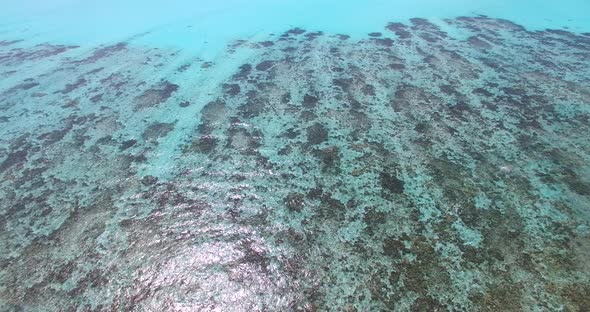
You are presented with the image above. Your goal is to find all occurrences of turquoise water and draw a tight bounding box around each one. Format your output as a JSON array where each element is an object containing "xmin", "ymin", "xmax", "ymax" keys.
[{"xmin": 1, "ymin": 1, "xmax": 590, "ymax": 311}]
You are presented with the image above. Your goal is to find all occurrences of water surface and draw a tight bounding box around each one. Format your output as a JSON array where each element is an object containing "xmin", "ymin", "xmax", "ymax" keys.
[{"xmin": 1, "ymin": 1, "xmax": 590, "ymax": 311}]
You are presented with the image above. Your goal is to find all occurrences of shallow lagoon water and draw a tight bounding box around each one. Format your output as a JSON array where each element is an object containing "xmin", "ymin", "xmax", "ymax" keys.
[{"xmin": 1, "ymin": 1, "xmax": 590, "ymax": 311}]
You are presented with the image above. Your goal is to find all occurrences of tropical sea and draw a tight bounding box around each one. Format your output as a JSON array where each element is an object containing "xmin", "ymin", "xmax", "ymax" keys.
[{"xmin": 1, "ymin": 0, "xmax": 589, "ymax": 310}]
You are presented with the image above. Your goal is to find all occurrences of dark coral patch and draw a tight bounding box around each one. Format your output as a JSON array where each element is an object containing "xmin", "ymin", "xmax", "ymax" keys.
[
  {"xmin": 383, "ymin": 235, "xmax": 408, "ymax": 257},
  {"xmin": 228, "ymin": 39, "xmax": 248, "ymax": 51},
  {"xmin": 226, "ymin": 127, "xmax": 262, "ymax": 153},
  {"xmin": 3, "ymin": 43, "xmax": 77, "ymax": 64},
  {"xmin": 306, "ymin": 123, "xmax": 328, "ymax": 145},
  {"xmin": 133, "ymin": 81, "xmax": 179, "ymax": 110},
  {"xmin": 560, "ymin": 168, "xmax": 590, "ymax": 196},
  {"xmin": 349, "ymin": 109, "xmax": 371, "ymax": 131},
  {"xmin": 8, "ymin": 81, "xmax": 40, "ymax": 92},
  {"xmin": 317, "ymin": 194, "xmax": 346, "ymax": 220},
  {"xmin": 177, "ymin": 63, "xmax": 191, "ymax": 72},
  {"xmin": 85, "ymin": 67, "xmax": 105, "ymax": 75},
  {"xmin": 281, "ymin": 93, "xmax": 291, "ymax": 104},
  {"xmin": 380, "ymin": 171, "xmax": 405, "ymax": 194},
  {"xmin": 222, "ymin": 83, "xmax": 241, "ymax": 96},
  {"xmin": 389, "ymin": 63, "xmax": 406, "ymax": 70},
  {"xmin": 313, "ymin": 146, "xmax": 341, "ymax": 174},
  {"xmin": 238, "ymin": 97, "xmax": 266, "ymax": 118},
  {"xmin": 307, "ymin": 186, "xmax": 324, "ymax": 200},
  {"xmin": 90, "ymin": 94, "xmax": 103, "ymax": 103},
  {"xmin": 439, "ymin": 84, "xmax": 460, "ymax": 96},
  {"xmin": 119, "ymin": 139, "xmax": 137, "ymax": 151},
  {"xmin": 255, "ymin": 60, "xmax": 275, "ymax": 71},
  {"xmin": 448, "ymin": 101, "xmax": 472, "ymax": 119},
  {"xmin": 472, "ymin": 88, "xmax": 493, "ymax": 97},
  {"xmin": 0, "ymin": 39, "xmax": 23, "ymax": 46},
  {"xmin": 141, "ymin": 122, "xmax": 175, "ymax": 141},
  {"xmin": 419, "ymin": 33, "xmax": 441, "ymax": 43},
  {"xmin": 238, "ymin": 239, "xmax": 270, "ymax": 273},
  {"xmin": 284, "ymin": 193, "xmax": 305, "ymax": 212},
  {"xmin": 284, "ymin": 28, "xmax": 306, "ymax": 36},
  {"xmin": 333, "ymin": 78, "xmax": 353, "ymax": 91},
  {"xmin": 187, "ymin": 135, "xmax": 218, "ymax": 154},
  {"xmin": 386, "ymin": 22, "xmax": 412, "ymax": 39},
  {"xmin": 58, "ymin": 78, "xmax": 87, "ymax": 94},
  {"xmin": 390, "ymin": 84, "xmax": 434, "ymax": 112},
  {"xmin": 303, "ymin": 94, "xmax": 319, "ymax": 108},
  {"xmin": 364, "ymin": 207, "xmax": 387, "ymax": 231},
  {"xmin": 502, "ymin": 87, "xmax": 526, "ymax": 96},
  {"xmin": 467, "ymin": 36, "xmax": 492, "ymax": 49},
  {"xmin": 0, "ymin": 149, "xmax": 28, "ymax": 173},
  {"xmin": 71, "ymin": 42, "xmax": 126, "ymax": 65},
  {"xmin": 141, "ymin": 175, "xmax": 158, "ymax": 186},
  {"xmin": 414, "ymin": 122, "xmax": 429, "ymax": 133},
  {"xmin": 38, "ymin": 127, "xmax": 71, "ymax": 145},
  {"xmin": 200, "ymin": 99, "xmax": 227, "ymax": 127},
  {"xmin": 410, "ymin": 18, "xmax": 439, "ymax": 30},
  {"xmin": 304, "ymin": 31, "xmax": 323, "ymax": 41},
  {"xmin": 476, "ymin": 57, "xmax": 503, "ymax": 72},
  {"xmin": 300, "ymin": 110, "xmax": 317, "ymax": 122},
  {"xmin": 281, "ymin": 128, "xmax": 300, "ymax": 139},
  {"xmin": 278, "ymin": 146, "xmax": 292, "ymax": 156},
  {"xmin": 362, "ymin": 84, "xmax": 376, "ymax": 96},
  {"xmin": 282, "ymin": 46, "xmax": 297, "ymax": 53},
  {"xmin": 373, "ymin": 38, "xmax": 394, "ymax": 47},
  {"xmin": 259, "ymin": 41, "xmax": 274, "ymax": 47}
]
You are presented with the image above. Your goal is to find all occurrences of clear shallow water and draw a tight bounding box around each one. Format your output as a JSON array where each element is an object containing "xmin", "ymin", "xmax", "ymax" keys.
[{"xmin": 1, "ymin": 1, "xmax": 590, "ymax": 311}]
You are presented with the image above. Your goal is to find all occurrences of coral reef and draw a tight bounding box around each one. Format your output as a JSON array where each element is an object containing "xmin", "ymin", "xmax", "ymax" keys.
[{"xmin": 0, "ymin": 16, "xmax": 589, "ymax": 311}]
